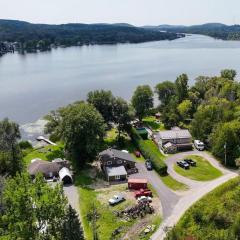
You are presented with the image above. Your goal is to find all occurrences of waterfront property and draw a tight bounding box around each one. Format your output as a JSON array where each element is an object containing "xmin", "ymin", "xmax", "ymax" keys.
[
  {"xmin": 154, "ymin": 128, "xmax": 192, "ymax": 153},
  {"xmin": 99, "ymin": 148, "xmax": 137, "ymax": 182}
]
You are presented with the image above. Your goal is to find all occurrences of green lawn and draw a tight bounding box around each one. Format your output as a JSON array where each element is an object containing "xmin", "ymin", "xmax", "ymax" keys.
[
  {"xmin": 104, "ymin": 128, "xmax": 145, "ymax": 162},
  {"xmin": 160, "ymin": 174, "xmax": 188, "ymax": 191},
  {"xmin": 23, "ymin": 142, "xmax": 65, "ymax": 165},
  {"xmin": 174, "ymin": 155, "xmax": 223, "ymax": 181},
  {"xmin": 166, "ymin": 177, "xmax": 240, "ymax": 240},
  {"xmin": 142, "ymin": 116, "xmax": 166, "ymax": 131}
]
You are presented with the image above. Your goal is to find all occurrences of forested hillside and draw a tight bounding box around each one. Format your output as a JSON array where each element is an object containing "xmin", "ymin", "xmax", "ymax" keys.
[
  {"xmin": 157, "ymin": 23, "xmax": 240, "ymax": 40},
  {"xmin": 0, "ymin": 19, "xmax": 182, "ymax": 50}
]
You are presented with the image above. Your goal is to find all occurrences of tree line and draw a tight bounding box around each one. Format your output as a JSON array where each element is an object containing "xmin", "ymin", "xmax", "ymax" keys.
[{"xmin": 0, "ymin": 20, "xmax": 181, "ymax": 51}]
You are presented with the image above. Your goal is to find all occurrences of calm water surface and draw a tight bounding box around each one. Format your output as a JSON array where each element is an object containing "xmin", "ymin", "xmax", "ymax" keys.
[{"xmin": 1, "ymin": 34, "xmax": 240, "ymax": 124}]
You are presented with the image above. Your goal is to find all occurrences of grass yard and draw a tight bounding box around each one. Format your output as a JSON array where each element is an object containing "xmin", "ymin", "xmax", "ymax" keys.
[
  {"xmin": 160, "ymin": 174, "xmax": 188, "ymax": 191},
  {"xmin": 166, "ymin": 177, "xmax": 240, "ymax": 240},
  {"xmin": 23, "ymin": 142, "xmax": 65, "ymax": 165},
  {"xmin": 174, "ymin": 155, "xmax": 223, "ymax": 181},
  {"xmin": 104, "ymin": 128, "xmax": 145, "ymax": 162},
  {"xmin": 142, "ymin": 116, "xmax": 166, "ymax": 131},
  {"xmin": 76, "ymin": 170, "xmax": 161, "ymax": 240}
]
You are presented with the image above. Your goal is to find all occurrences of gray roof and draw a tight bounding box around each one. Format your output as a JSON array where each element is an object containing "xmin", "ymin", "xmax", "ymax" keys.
[
  {"xmin": 99, "ymin": 148, "xmax": 135, "ymax": 162},
  {"xmin": 106, "ymin": 166, "xmax": 127, "ymax": 177},
  {"xmin": 157, "ymin": 129, "xmax": 192, "ymax": 140},
  {"xmin": 28, "ymin": 159, "xmax": 61, "ymax": 176}
]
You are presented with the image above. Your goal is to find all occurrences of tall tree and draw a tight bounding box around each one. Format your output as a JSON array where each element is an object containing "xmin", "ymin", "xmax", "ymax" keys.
[
  {"xmin": 45, "ymin": 102, "xmax": 106, "ymax": 165},
  {"xmin": 155, "ymin": 81, "xmax": 176, "ymax": 105},
  {"xmin": 87, "ymin": 90, "xmax": 115, "ymax": 123},
  {"xmin": 210, "ymin": 120, "xmax": 240, "ymax": 166},
  {"xmin": 0, "ymin": 118, "xmax": 23, "ymax": 175},
  {"xmin": 61, "ymin": 205, "xmax": 84, "ymax": 240},
  {"xmin": 0, "ymin": 173, "xmax": 67, "ymax": 239},
  {"xmin": 221, "ymin": 69, "xmax": 237, "ymax": 80},
  {"xmin": 113, "ymin": 97, "xmax": 134, "ymax": 138},
  {"xmin": 175, "ymin": 74, "xmax": 189, "ymax": 102},
  {"xmin": 177, "ymin": 99, "xmax": 193, "ymax": 120},
  {"xmin": 131, "ymin": 85, "xmax": 153, "ymax": 121}
]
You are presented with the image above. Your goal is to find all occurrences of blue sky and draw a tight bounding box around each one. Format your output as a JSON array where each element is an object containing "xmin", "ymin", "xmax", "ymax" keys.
[{"xmin": 0, "ymin": 0, "xmax": 239, "ymax": 25}]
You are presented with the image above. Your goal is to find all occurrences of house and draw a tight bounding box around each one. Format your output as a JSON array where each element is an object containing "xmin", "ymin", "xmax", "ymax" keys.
[
  {"xmin": 99, "ymin": 148, "xmax": 136, "ymax": 182},
  {"xmin": 154, "ymin": 128, "xmax": 192, "ymax": 152},
  {"xmin": 128, "ymin": 178, "xmax": 148, "ymax": 190},
  {"xmin": 27, "ymin": 159, "xmax": 73, "ymax": 184},
  {"xmin": 28, "ymin": 159, "xmax": 61, "ymax": 179},
  {"xmin": 105, "ymin": 166, "xmax": 127, "ymax": 182},
  {"xmin": 99, "ymin": 148, "xmax": 136, "ymax": 170}
]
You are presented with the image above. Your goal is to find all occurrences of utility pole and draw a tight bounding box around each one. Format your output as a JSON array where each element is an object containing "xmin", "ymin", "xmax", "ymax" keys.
[{"xmin": 224, "ymin": 142, "xmax": 227, "ymax": 166}]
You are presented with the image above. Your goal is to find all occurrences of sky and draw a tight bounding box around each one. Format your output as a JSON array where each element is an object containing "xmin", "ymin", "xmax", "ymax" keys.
[{"xmin": 0, "ymin": 0, "xmax": 240, "ymax": 26}]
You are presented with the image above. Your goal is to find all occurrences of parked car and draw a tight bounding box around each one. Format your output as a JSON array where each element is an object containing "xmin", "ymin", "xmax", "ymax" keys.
[
  {"xmin": 194, "ymin": 140, "xmax": 205, "ymax": 151},
  {"xmin": 184, "ymin": 159, "xmax": 196, "ymax": 167},
  {"xmin": 108, "ymin": 195, "xmax": 125, "ymax": 205},
  {"xmin": 145, "ymin": 160, "xmax": 153, "ymax": 171},
  {"xmin": 177, "ymin": 161, "xmax": 190, "ymax": 170},
  {"xmin": 134, "ymin": 189, "xmax": 153, "ymax": 198},
  {"xmin": 134, "ymin": 151, "xmax": 141, "ymax": 158},
  {"xmin": 137, "ymin": 196, "xmax": 152, "ymax": 203}
]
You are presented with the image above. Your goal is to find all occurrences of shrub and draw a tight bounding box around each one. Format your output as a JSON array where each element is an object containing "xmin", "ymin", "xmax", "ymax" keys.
[
  {"xmin": 19, "ymin": 140, "xmax": 33, "ymax": 149},
  {"xmin": 130, "ymin": 128, "xmax": 167, "ymax": 175}
]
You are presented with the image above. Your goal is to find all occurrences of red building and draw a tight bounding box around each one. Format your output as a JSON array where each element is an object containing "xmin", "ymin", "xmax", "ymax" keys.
[{"xmin": 128, "ymin": 178, "xmax": 148, "ymax": 190}]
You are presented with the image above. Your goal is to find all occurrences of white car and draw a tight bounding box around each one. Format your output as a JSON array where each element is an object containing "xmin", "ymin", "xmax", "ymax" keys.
[
  {"xmin": 108, "ymin": 195, "xmax": 125, "ymax": 205},
  {"xmin": 194, "ymin": 140, "xmax": 205, "ymax": 151},
  {"xmin": 137, "ymin": 196, "xmax": 152, "ymax": 203}
]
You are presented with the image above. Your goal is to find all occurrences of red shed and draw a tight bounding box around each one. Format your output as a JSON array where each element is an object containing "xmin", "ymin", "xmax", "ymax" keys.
[{"xmin": 128, "ymin": 178, "xmax": 148, "ymax": 190}]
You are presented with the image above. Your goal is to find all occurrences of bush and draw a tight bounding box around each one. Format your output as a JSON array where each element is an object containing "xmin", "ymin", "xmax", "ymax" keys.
[
  {"xmin": 130, "ymin": 128, "xmax": 167, "ymax": 175},
  {"xmin": 19, "ymin": 140, "xmax": 33, "ymax": 149}
]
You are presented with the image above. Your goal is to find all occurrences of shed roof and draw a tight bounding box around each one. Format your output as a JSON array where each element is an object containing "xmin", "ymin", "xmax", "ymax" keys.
[
  {"xmin": 106, "ymin": 166, "xmax": 127, "ymax": 177},
  {"xmin": 128, "ymin": 178, "xmax": 148, "ymax": 184},
  {"xmin": 99, "ymin": 148, "xmax": 135, "ymax": 162}
]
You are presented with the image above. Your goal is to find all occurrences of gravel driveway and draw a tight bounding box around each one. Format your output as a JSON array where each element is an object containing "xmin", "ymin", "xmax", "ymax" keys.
[{"xmin": 63, "ymin": 184, "xmax": 80, "ymax": 215}]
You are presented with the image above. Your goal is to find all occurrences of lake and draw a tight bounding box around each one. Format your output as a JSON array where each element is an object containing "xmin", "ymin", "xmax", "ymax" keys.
[{"xmin": 1, "ymin": 34, "xmax": 240, "ymax": 125}]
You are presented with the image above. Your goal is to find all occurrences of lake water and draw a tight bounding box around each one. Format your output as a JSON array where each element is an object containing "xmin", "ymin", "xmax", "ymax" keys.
[{"xmin": 1, "ymin": 34, "xmax": 240, "ymax": 125}]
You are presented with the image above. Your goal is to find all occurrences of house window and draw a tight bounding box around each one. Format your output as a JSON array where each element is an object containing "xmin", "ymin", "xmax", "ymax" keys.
[
  {"xmin": 115, "ymin": 175, "xmax": 120, "ymax": 180},
  {"xmin": 117, "ymin": 160, "xmax": 122, "ymax": 164},
  {"xmin": 107, "ymin": 161, "xmax": 112, "ymax": 165},
  {"xmin": 49, "ymin": 172, "xmax": 53, "ymax": 178}
]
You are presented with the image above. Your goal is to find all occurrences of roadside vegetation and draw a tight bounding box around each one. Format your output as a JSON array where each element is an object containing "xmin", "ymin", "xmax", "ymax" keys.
[
  {"xmin": 174, "ymin": 155, "xmax": 223, "ymax": 181},
  {"xmin": 165, "ymin": 177, "xmax": 240, "ymax": 240}
]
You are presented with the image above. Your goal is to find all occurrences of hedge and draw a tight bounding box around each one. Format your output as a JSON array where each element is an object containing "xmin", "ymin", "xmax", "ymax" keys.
[{"xmin": 130, "ymin": 128, "xmax": 167, "ymax": 175}]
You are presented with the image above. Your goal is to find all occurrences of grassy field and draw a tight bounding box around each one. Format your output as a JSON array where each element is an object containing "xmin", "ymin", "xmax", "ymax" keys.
[
  {"xmin": 160, "ymin": 174, "xmax": 188, "ymax": 191},
  {"xmin": 76, "ymin": 170, "xmax": 161, "ymax": 240},
  {"xmin": 23, "ymin": 142, "xmax": 65, "ymax": 165},
  {"xmin": 166, "ymin": 177, "xmax": 240, "ymax": 240},
  {"xmin": 174, "ymin": 155, "xmax": 223, "ymax": 181},
  {"xmin": 142, "ymin": 116, "xmax": 166, "ymax": 131}
]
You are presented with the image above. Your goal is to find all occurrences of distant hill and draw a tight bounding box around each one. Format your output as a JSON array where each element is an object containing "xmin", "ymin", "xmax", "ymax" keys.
[
  {"xmin": 157, "ymin": 23, "xmax": 240, "ymax": 40},
  {"xmin": 0, "ymin": 20, "xmax": 182, "ymax": 50}
]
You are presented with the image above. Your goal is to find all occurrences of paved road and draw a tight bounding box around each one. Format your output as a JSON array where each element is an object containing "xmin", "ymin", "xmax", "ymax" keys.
[
  {"xmin": 63, "ymin": 184, "xmax": 80, "ymax": 215},
  {"xmin": 150, "ymin": 151, "xmax": 238, "ymax": 240},
  {"xmin": 129, "ymin": 162, "xmax": 180, "ymax": 219}
]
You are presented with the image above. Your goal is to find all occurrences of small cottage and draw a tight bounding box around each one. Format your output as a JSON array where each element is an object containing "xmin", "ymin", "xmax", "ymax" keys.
[{"xmin": 106, "ymin": 166, "xmax": 127, "ymax": 182}]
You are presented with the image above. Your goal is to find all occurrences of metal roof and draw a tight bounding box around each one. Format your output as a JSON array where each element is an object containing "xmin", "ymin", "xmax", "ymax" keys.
[
  {"xmin": 106, "ymin": 166, "xmax": 127, "ymax": 177},
  {"xmin": 158, "ymin": 129, "xmax": 192, "ymax": 140}
]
